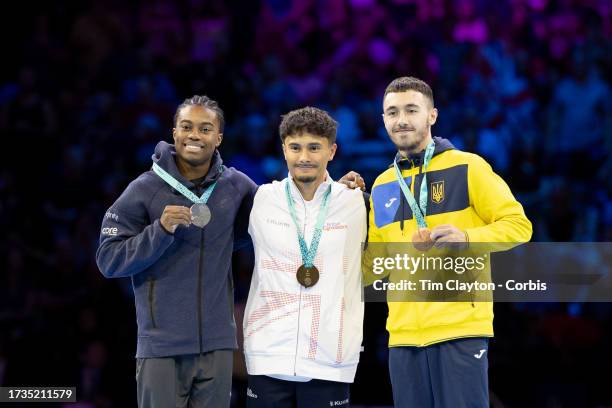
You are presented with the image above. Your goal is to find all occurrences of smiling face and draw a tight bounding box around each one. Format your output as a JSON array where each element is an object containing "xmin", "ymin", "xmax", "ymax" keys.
[
  {"xmin": 283, "ymin": 132, "xmax": 337, "ymax": 184},
  {"xmin": 383, "ymin": 90, "xmax": 437, "ymax": 155},
  {"xmin": 172, "ymin": 105, "xmax": 223, "ymax": 169}
]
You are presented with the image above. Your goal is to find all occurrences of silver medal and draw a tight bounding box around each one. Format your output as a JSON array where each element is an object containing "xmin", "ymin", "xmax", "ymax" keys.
[{"xmin": 190, "ymin": 203, "xmax": 211, "ymax": 228}]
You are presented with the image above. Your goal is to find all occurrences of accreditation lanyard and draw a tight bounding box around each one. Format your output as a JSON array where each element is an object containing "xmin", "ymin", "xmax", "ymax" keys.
[
  {"xmin": 152, "ymin": 162, "xmax": 218, "ymax": 204},
  {"xmin": 284, "ymin": 181, "xmax": 332, "ymax": 268},
  {"xmin": 392, "ymin": 141, "xmax": 435, "ymax": 228}
]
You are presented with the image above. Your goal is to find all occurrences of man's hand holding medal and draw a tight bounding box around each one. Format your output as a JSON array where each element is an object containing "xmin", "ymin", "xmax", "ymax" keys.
[{"xmin": 412, "ymin": 225, "xmax": 468, "ymax": 252}]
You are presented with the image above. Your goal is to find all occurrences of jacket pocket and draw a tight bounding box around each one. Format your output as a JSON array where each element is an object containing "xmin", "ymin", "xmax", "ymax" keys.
[{"xmin": 148, "ymin": 278, "xmax": 157, "ymax": 328}]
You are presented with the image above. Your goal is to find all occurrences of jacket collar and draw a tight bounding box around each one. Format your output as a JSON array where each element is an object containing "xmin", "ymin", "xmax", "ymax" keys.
[
  {"xmin": 390, "ymin": 136, "xmax": 455, "ymax": 169},
  {"xmin": 286, "ymin": 171, "xmax": 333, "ymax": 202}
]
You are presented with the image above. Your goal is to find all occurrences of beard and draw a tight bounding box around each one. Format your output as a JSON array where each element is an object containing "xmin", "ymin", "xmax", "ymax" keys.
[
  {"xmin": 293, "ymin": 163, "xmax": 319, "ymax": 184},
  {"xmin": 295, "ymin": 175, "xmax": 317, "ymax": 183},
  {"xmin": 393, "ymin": 128, "xmax": 428, "ymax": 154}
]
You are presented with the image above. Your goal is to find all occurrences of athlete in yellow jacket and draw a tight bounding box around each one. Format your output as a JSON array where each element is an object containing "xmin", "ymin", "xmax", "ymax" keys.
[{"xmin": 369, "ymin": 76, "xmax": 532, "ymax": 407}]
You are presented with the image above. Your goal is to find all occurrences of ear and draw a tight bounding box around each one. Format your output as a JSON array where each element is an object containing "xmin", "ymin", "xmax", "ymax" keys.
[
  {"xmin": 429, "ymin": 108, "xmax": 438, "ymax": 126},
  {"xmin": 172, "ymin": 128, "xmax": 177, "ymax": 143},
  {"xmin": 216, "ymin": 133, "xmax": 223, "ymax": 147},
  {"xmin": 282, "ymin": 143, "xmax": 288, "ymax": 160},
  {"xmin": 329, "ymin": 143, "xmax": 337, "ymax": 161}
]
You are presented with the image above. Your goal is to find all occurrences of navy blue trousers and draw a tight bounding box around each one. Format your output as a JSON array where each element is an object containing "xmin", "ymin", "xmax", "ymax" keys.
[{"xmin": 389, "ymin": 337, "xmax": 489, "ymax": 408}]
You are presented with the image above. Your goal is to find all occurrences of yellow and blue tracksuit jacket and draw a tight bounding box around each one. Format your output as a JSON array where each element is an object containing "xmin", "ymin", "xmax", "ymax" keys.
[{"xmin": 368, "ymin": 137, "xmax": 532, "ymax": 347}]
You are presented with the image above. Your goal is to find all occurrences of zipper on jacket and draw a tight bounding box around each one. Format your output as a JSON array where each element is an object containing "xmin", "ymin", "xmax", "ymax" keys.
[
  {"xmin": 411, "ymin": 158, "xmax": 423, "ymax": 332},
  {"xmin": 467, "ymin": 269, "xmax": 476, "ymax": 307},
  {"xmin": 400, "ymin": 190, "xmax": 405, "ymax": 234},
  {"xmin": 198, "ymin": 230, "xmax": 205, "ymax": 352},
  {"xmin": 148, "ymin": 278, "xmax": 157, "ymax": 328},
  {"xmin": 293, "ymin": 186, "xmax": 308, "ymax": 376},
  {"xmin": 400, "ymin": 159, "xmax": 419, "ymax": 235},
  {"xmin": 409, "ymin": 163, "xmax": 416, "ymax": 233},
  {"xmin": 293, "ymin": 287, "xmax": 303, "ymax": 376},
  {"xmin": 228, "ymin": 272, "xmax": 235, "ymax": 323},
  {"xmin": 399, "ymin": 159, "xmax": 412, "ymax": 234}
]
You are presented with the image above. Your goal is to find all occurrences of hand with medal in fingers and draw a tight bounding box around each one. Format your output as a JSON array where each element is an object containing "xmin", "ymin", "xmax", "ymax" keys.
[
  {"xmin": 430, "ymin": 224, "xmax": 468, "ymax": 250},
  {"xmin": 412, "ymin": 225, "xmax": 468, "ymax": 251},
  {"xmin": 190, "ymin": 203, "xmax": 211, "ymax": 227},
  {"xmin": 160, "ymin": 205, "xmax": 192, "ymax": 234},
  {"xmin": 152, "ymin": 163, "xmax": 219, "ymax": 230},
  {"xmin": 412, "ymin": 227, "xmax": 434, "ymax": 252}
]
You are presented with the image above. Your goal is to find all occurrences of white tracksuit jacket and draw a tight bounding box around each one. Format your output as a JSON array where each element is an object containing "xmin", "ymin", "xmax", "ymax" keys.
[{"xmin": 243, "ymin": 175, "xmax": 367, "ymax": 383}]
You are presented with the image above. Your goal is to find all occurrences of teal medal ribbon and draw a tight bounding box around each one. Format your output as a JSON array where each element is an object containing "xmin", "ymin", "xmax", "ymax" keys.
[
  {"xmin": 393, "ymin": 141, "xmax": 435, "ymax": 229},
  {"xmin": 152, "ymin": 162, "xmax": 219, "ymax": 228},
  {"xmin": 284, "ymin": 180, "xmax": 332, "ymax": 288}
]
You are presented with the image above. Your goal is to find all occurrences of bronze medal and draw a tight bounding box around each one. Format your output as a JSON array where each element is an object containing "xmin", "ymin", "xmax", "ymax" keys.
[{"xmin": 297, "ymin": 265, "xmax": 319, "ymax": 288}]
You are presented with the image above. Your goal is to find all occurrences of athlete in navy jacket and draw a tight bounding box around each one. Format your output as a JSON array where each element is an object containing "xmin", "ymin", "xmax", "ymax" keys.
[{"xmin": 96, "ymin": 96, "xmax": 257, "ymax": 407}]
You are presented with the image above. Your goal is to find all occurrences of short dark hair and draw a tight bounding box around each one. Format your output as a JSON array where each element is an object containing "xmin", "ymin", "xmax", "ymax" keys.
[
  {"xmin": 279, "ymin": 106, "xmax": 337, "ymax": 144},
  {"xmin": 174, "ymin": 95, "xmax": 225, "ymax": 131},
  {"xmin": 384, "ymin": 76, "xmax": 434, "ymax": 107}
]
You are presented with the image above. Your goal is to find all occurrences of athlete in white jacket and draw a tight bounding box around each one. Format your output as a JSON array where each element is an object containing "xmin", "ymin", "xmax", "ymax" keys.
[{"xmin": 243, "ymin": 107, "xmax": 367, "ymax": 407}]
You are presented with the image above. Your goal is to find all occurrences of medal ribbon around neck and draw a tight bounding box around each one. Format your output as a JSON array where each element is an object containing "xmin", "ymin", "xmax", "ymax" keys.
[
  {"xmin": 152, "ymin": 162, "xmax": 218, "ymax": 204},
  {"xmin": 284, "ymin": 181, "xmax": 332, "ymax": 269},
  {"xmin": 393, "ymin": 140, "xmax": 435, "ymax": 229},
  {"xmin": 152, "ymin": 162, "xmax": 221, "ymax": 228}
]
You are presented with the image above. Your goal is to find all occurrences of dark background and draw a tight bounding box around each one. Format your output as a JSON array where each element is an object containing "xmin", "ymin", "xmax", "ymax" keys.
[{"xmin": 0, "ymin": 0, "xmax": 610, "ymax": 406}]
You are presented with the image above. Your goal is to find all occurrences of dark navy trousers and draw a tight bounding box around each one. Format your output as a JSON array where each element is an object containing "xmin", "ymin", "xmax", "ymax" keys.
[
  {"xmin": 389, "ymin": 337, "xmax": 489, "ymax": 408},
  {"xmin": 246, "ymin": 375, "xmax": 350, "ymax": 407}
]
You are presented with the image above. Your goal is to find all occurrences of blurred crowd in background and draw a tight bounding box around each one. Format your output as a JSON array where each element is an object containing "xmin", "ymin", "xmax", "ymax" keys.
[{"xmin": 0, "ymin": 0, "xmax": 610, "ymax": 406}]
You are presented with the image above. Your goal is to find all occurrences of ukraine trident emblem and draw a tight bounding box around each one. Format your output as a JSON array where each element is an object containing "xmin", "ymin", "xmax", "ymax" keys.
[{"xmin": 431, "ymin": 181, "xmax": 445, "ymax": 204}]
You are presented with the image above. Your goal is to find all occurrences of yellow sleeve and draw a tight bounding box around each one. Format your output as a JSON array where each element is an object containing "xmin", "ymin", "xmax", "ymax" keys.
[
  {"xmin": 464, "ymin": 155, "xmax": 533, "ymax": 244},
  {"xmin": 368, "ymin": 194, "xmax": 383, "ymax": 243},
  {"xmin": 363, "ymin": 193, "xmax": 389, "ymax": 285}
]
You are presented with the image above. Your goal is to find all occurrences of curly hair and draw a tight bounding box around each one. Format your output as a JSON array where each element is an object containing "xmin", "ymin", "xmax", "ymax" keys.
[
  {"xmin": 173, "ymin": 95, "xmax": 225, "ymax": 131},
  {"xmin": 384, "ymin": 76, "xmax": 434, "ymax": 107},
  {"xmin": 279, "ymin": 106, "xmax": 337, "ymax": 144}
]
